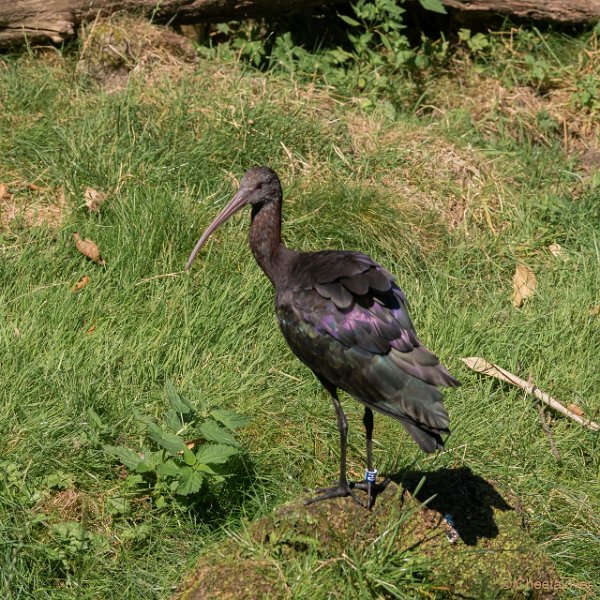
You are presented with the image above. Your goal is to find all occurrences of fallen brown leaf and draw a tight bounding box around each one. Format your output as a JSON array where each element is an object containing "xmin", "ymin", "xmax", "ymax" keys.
[
  {"xmin": 0, "ymin": 184, "xmax": 11, "ymax": 200},
  {"xmin": 86, "ymin": 323, "xmax": 96, "ymax": 335},
  {"xmin": 185, "ymin": 438, "xmax": 201, "ymax": 450},
  {"xmin": 548, "ymin": 243, "xmax": 568, "ymax": 261},
  {"xmin": 590, "ymin": 304, "xmax": 600, "ymax": 316},
  {"xmin": 566, "ymin": 403, "xmax": 584, "ymax": 417},
  {"xmin": 71, "ymin": 275, "xmax": 90, "ymax": 292},
  {"xmin": 73, "ymin": 233, "xmax": 105, "ymax": 265},
  {"xmin": 27, "ymin": 183, "xmax": 48, "ymax": 192},
  {"xmin": 512, "ymin": 263, "xmax": 537, "ymax": 308},
  {"xmin": 84, "ymin": 187, "xmax": 107, "ymax": 212}
]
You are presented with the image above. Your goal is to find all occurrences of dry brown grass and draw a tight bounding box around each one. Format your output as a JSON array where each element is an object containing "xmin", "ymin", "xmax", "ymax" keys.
[
  {"xmin": 427, "ymin": 34, "xmax": 600, "ymax": 165},
  {"xmin": 34, "ymin": 487, "xmax": 108, "ymax": 531},
  {"xmin": 77, "ymin": 14, "xmax": 197, "ymax": 91},
  {"xmin": 0, "ymin": 180, "xmax": 67, "ymax": 230},
  {"xmin": 342, "ymin": 112, "xmax": 503, "ymax": 231}
]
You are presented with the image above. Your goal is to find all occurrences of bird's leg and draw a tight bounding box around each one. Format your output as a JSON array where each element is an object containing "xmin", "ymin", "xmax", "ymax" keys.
[
  {"xmin": 364, "ymin": 406, "xmax": 374, "ymax": 473},
  {"xmin": 352, "ymin": 407, "xmax": 391, "ymax": 509},
  {"xmin": 305, "ymin": 390, "xmax": 363, "ymax": 506},
  {"xmin": 363, "ymin": 407, "xmax": 376, "ymax": 508}
]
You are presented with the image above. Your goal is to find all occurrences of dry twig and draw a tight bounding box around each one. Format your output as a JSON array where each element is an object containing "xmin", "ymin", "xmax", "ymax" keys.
[{"xmin": 462, "ymin": 357, "xmax": 599, "ymax": 431}]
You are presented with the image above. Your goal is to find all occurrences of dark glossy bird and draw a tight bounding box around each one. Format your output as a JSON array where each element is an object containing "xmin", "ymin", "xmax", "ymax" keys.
[{"xmin": 186, "ymin": 166, "xmax": 460, "ymax": 508}]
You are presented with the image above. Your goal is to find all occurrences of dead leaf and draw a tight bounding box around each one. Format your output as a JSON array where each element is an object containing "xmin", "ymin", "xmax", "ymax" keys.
[
  {"xmin": 185, "ymin": 438, "xmax": 201, "ymax": 450},
  {"xmin": 590, "ymin": 304, "xmax": 600, "ymax": 316},
  {"xmin": 512, "ymin": 263, "xmax": 537, "ymax": 308},
  {"xmin": 71, "ymin": 275, "xmax": 90, "ymax": 292},
  {"xmin": 27, "ymin": 183, "xmax": 48, "ymax": 192},
  {"xmin": 84, "ymin": 187, "xmax": 107, "ymax": 212},
  {"xmin": 548, "ymin": 243, "xmax": 568, "ymax": 261},
  {"xmin": 0, "ymin": 184, "xmax": 11, "ymax": 200},
  {"xmin": 566, "ymin": 403, "xmax": 584, "ymax": 417},
  {"xmin": 73, "ymin": 233, "xmax": 105, "ymax": 265},
  {"xmin": 86, "ymin": 323, "xmax": 96, "ymax": 334}
]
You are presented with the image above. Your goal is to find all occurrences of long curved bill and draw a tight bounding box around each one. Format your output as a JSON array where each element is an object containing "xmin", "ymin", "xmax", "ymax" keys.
[{"xmin": 185, "ymin": 190, "xmax": 248, "ymax": 270}]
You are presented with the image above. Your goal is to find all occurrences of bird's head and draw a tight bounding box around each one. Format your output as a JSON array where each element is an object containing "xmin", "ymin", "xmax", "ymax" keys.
[
  {"xmin": 186, "ymin": 166, "xmax": 281, "ymax": 269},
  {"xmin": 238, "ymin": 166, "xmax": 282, "ymax": 207}
]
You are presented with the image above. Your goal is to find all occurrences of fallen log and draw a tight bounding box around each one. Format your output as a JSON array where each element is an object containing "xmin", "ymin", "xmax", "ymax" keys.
[
  {"xmin": 444, "ymin": 0, "xmax": 600, "ymax": 25},
  {"xmin": 1, "ymin": 0, "xmax": 599, "ymax": 49},
  {"xmin": 0, "ymin": 1, "xmax": 346, "ymax": 47}
]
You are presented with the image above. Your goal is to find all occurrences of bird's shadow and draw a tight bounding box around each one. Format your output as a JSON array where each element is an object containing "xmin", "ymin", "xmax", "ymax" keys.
[{"xmin": 386, "ymin": 466, "xmax": 514, "ymax": 546}]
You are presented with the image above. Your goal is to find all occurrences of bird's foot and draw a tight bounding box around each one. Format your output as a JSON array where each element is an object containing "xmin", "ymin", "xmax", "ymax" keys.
[
  {"xmin": 351, "ymin": 477, "xmax": 392, "ymax": 510},
  {"xmin": 304, "ymin": 482, "xmax": 365, "ymax": 507}
]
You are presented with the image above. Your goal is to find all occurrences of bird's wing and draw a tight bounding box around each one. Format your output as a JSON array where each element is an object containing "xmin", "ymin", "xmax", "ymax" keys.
[
  {"xmin": 288, "ymin": 251, "xmax": 459, "ymax": 389},
  {"xmin": 278, "ymin": 251, "xmax": 459, "ymax": 451}
]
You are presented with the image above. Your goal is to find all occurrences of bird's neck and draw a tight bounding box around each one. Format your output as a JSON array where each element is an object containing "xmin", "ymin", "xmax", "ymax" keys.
[{"xmin": 249, "ymin": 198, "xmax": 290, "ymax": 287}]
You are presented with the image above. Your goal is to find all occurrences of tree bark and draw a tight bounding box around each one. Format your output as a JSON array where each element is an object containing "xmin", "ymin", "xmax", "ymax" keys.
[
  {"xmin": 0, "ymin": 0, "xmax": 346, "ymax": 47},
  {"xmin": 1, "ymin": 0, "xmax": 599, "ymax": 48},
  {"xmin": 443, "ymin": 0, "xmax": 600, "ymax": 24}
]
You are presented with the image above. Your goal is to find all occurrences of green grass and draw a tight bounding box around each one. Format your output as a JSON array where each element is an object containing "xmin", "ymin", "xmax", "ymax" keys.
[{"xmin": 1, "ymin": 22, "xmax": 599, "ymax": 598}]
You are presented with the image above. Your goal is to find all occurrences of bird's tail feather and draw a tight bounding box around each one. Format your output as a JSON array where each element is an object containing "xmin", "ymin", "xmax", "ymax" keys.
[{"xmin": 398, "ymin": 417, "xmax": 447, "ymax": 453}]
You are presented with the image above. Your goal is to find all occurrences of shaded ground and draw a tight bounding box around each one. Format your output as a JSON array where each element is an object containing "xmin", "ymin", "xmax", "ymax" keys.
[{"xmin": 176, "ymin": 468, "xmax": 559, "ymax": 599}]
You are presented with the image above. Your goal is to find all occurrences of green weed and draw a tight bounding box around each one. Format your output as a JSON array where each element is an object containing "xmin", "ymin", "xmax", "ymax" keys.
[{"xmin": 104, "ymin": 381, "xmax": 249, "ymax": 510}]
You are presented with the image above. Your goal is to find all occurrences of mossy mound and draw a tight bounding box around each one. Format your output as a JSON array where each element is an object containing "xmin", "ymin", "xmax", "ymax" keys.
[
  {"xmin": 176, "ymin": 467, "xmax": 559, "ymax": 599},
  {"xmin": 76, "ymin": 15, "xmax": 196, "ymax": 91}
]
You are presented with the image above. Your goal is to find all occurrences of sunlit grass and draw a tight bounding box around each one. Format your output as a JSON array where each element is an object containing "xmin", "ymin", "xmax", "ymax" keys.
[{"xmin": 0, "ymin": 32, "xmax": 598, "ymax": 597}]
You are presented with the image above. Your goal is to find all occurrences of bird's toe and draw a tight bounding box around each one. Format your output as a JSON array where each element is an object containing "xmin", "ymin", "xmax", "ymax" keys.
[
  {"xmin": 304, "ymin": 483, "xmax": 365, "ymax": 507},
  {"xmin": 351, "ymin": 477, "xmax": 392, "ymax": 509}
]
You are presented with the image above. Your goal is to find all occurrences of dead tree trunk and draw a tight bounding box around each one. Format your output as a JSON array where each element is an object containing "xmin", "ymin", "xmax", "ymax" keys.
[
  {"xmin": 0, "ymin": 0, "xmax": 346, "ymax": 47},
  {"xmin": 443, "ymin": 0, "xmax": 600, "ymax": 24},
  {"xmin": 1, "ymin": 0, "xmax": 599, "ymax": 48}
]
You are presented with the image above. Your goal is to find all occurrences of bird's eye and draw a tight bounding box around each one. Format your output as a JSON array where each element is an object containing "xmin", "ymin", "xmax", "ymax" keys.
[{"xmin": 256, "ymin": 183, "xmax": 263, "ymax": 190}]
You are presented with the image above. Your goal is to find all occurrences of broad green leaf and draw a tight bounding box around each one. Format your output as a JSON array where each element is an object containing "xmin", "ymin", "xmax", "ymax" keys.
[
  {"xmin": 199, "ymin": 421, "xmax": 239, "ymax": 447},
  {"xmin": 176, "ymin": 468, "xmax": 204, "ymax": 495},
  {"xmin": 195, "ymin": 463, "xmax": 230, "ymax": 482},
  {"xmin": 195, "ymin": 463, "xmax": 218, "ymax": 475},
  {"xmin": 458, "ymin": 28, "xmax": 471, "ymax": 42},
  {"xmin": 148, "ymin": 423, "xmax": 187, "ymax": 455},
  {"xmin": 120, "ymin": 523, "xmax": 150, "ymax": 541},
  {"xmin": 136, "ymin": 459, "xmax": 155, "ymax": 474},
  {"xmin": 415, "ymin": 54, "xmax": 430, "ymax": 69},
  {"xmin": 106, "ymin": 497, "xmax": 131, "ymax": 515},
  {"xmin": 42, "ymin": 472, "xmax": 73, "ymax": 490},
  {"xmin": 195, "ymin": 443, "xmax": 240, "ymax": 465},
  {"xmin": 183, "ymin": 447, "xmax": 197, "ymax": 466},
  {"xmin": 165, "ymin": 409, "xmax": 182, "ymax": 432},
  {"xmin": 210, "ymin": 409, "xmax": 251, "ymax": 431},
  {"xmin": 165, "ymin": 380, "xmax": 195, "ymax": 414},
  {"xmin": 419, "ymin": 0, "xmax": 447, "ymax": 14},
  {"xmin": 339, "ymin": 14, "xmax": 360, "ymax": 27},
  {"xmin": 124, "ymin": 474, "xmax": 144, "ymax": 487},
  {"xmin": 104, "ymin": 445, "xmax": 142, "ymax": 470},
  {"xmin": 156, "ymin": 459, "xmax": 182, "ymax": 477}
]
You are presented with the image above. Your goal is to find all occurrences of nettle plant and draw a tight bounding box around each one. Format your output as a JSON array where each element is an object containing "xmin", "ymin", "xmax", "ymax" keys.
[
  {"xmin": 334, "ymin": 0, "xmax": 448, "ymax": 74},
  {"xmin": 104, "ymin": 381, "xmax": 249, "ymax": 509},
  {"xmin": 203, "ymin": 0, "xmax": 449, "ymax": 104},
  {"xmin": 279, "ymin": 0, "xmax": 448, "ymax": 94}
]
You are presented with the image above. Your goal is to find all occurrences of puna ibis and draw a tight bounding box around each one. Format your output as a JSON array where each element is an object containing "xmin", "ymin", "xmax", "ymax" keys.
[{"xmin": 186, "ymin": 166, "xmax": 460, "ymax": 508}]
